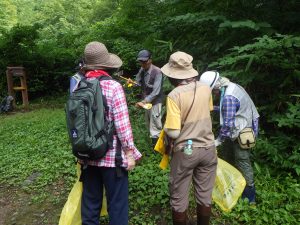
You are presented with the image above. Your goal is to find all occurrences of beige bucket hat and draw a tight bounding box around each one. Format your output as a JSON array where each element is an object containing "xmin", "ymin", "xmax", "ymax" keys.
[
  {"xmin": 161, "ymin": 51, "xmax": 198, "ymax": 79},
  {"xmin": 83, "ymin": 41, "xmax": 122, "ymax": 70}
]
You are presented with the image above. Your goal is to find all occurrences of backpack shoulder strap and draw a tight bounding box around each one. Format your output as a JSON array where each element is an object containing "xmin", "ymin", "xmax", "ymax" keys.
[
  {"xmin": 96, "ymin": 76, "xmax": 113, "ymax": 112},
  {"xmin": 115, "ymin": 138, "xmax": 123, "ymax": 177},
  {"xmin": 97, "ymin": 75, "xmax": 112, "ymax": 82}
]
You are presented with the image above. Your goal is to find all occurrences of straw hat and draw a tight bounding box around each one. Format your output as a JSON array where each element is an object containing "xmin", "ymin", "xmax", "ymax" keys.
[
  {"xmin": 161, "ymin": 51, "xmax": 198, "ymax": 79},
  {"xmin": 83, "ymin": 41, "xmax": 122, "ymax": 70}
]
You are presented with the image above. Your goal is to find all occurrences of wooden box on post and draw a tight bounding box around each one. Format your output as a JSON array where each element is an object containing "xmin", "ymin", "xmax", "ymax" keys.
[{"xmin": 6, "ymin": 66, "xmax": 29, "ymax": 110}]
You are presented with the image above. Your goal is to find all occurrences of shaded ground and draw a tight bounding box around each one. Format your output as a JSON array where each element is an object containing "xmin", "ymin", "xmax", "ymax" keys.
[
  {"xmin": 0, "ymin": 184, "xmax": 173, "ymax": 225},
  {"xmin": 0, "ymin": 182, "xmax": 67, "ymax": 225}
]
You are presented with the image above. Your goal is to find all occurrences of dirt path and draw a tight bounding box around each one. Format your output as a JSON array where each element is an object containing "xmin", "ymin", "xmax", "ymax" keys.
[{"xmin": 0, "ymin": 184, "xmax": 66, "ymax": 225}]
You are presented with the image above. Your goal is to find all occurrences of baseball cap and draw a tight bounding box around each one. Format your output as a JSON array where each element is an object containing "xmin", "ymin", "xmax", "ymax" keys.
[{"xmin": 137, "ymin": 50, "xmax": 151, "ymax": 61}]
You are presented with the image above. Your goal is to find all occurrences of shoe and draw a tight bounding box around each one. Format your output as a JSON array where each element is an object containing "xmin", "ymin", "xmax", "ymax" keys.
[{"xmin": 242, "ymin": 185, "xmax": 256, "ymax": 204}]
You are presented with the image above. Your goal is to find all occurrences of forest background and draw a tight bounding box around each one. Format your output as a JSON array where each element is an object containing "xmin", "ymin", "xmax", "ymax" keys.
[{"xmin": 0, "ymin": 0, "xmax": 299, "ymax": 224}]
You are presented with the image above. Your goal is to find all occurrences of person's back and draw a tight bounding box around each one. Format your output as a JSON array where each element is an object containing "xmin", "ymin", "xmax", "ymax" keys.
[
  {"xmin": 200, "ymin": 71, "xmax": 259, "ymax": 204},
  {"xmin": 161, "ymin": 52, "xmax": 217, "ymax": 225},
  {"xmin": 166, "ymin": 81, "xmax": 214, "ymax": 151},
  {"xmin": 223, "ymin": 82, "xmax": 259, "ymax": 139},
  {"xmin": 76, "ymin": 41, "xmax": 142, "ymax": 225}
]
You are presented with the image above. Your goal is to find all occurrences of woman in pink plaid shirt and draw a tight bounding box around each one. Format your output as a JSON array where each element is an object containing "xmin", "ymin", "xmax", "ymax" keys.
[{"xmin": 78, "ymin": 41, "xmax": 142, "ymax": 225}]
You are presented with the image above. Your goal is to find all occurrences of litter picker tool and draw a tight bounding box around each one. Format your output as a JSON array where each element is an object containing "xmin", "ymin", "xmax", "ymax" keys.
[{"xmin": 115, "ymin": 70, "xmax": 140, "ymax": 86}]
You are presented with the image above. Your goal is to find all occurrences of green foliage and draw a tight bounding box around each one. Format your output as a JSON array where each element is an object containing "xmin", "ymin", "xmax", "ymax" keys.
[
  {"xmin": 0, "ymin": 23, "xmax": 78, "ymax": 98},
  {"xmin": 255, "ymin": 137, "xmax": 300, "ymax": 176},
  {"xmin": 274, "ymin": 101, "xmax": 300, "ymax": 129},
  {"xmin": 0, "ymin": 24, "xmax": 40, "ymax": 97},
  {"xmin": 0, "ymin": 0, "xmax": 117, "ymax": 98},
  {"xmin": 110, "ymin": 38, "xmax": 143, "ymax": 71},
  {"xmin": 129, "ymin": 159, "xmax": 171, "ymax": 224},
  {"xmin": 0, "ymin": 24, "xmax": 38, "ymax": 65},
  {"xmin": 219, "ymin": 20, "xmax": 272, "ymax": 32},
  {"xmin": 212, "ymin": 34, "xmax": 300, "ymax": 71},
  {"xmin": 0, "ymin": 0, "xmax": 17, "ymax": 33},
  {"xmin": 0, "ymin": 107, "xmax": 76, "ymax": 193},
  {"xmin": 1, "ymin": 99, "xmax": 299, "ymax": 224}
]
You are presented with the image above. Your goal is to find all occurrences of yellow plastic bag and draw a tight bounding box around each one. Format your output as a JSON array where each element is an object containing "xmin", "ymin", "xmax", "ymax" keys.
[
  {"xmin": 212, "ymin": 158, "xmax": 246, "ymax": 212},
  {"xmin": 154, "ymin": 130, "xmax": 170, "ymax": 170},
  {"xmin": 58, "ymin": 164, "xmax": 108, "ymax": 225}
]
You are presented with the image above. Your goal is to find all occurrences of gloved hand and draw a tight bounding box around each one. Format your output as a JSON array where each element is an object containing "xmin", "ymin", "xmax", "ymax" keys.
[{"xmin": 214, "ymin": 139, "xmax": 222, "ymax": 147}]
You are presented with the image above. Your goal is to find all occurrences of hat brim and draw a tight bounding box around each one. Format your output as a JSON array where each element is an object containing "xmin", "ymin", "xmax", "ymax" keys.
[
  {"xmin": 161, "ymin": 63, "xmax": 198, "ymax": 79},
  {"xmin": 84, "ymin": 53, "xmax": 123, "ymax": 70},
  {"xmin": 137, "ymin": 57, "xmax": 150, "ymax": 61}
]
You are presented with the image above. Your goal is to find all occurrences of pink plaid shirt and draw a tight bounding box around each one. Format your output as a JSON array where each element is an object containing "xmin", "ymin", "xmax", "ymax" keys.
[{"xmin": 79, "ymin": 72, "xmax": 142, "ymax": 167}]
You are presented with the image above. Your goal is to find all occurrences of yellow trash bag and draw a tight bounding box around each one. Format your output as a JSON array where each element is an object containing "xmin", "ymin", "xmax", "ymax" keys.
[
  {"xmin": 58, "ymin": 164, "xmax": 108, "ymax": 225},
  {"xmin": 154, "ymin": 130, "xmax": 170, "ymax": 170},
  {"xmin": 212, "ymin": 158, "xmax": 246, "ymax": 212}
]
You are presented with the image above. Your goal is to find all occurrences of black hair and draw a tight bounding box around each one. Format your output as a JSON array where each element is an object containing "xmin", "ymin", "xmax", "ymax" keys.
[
  {"xmin": 168, "ymin": 77, "xmax": 181, "ymax": 86},
  {"xmin": 75, "ymin": 57, "xmax": 85, "ymax": 71},
  {"xmin": 105, "ymin": 68, "xmax": 120, "ymax": 74},
  {"xmin": 168, "ymin": 76, "xmax": 197, "ymax": 87}
]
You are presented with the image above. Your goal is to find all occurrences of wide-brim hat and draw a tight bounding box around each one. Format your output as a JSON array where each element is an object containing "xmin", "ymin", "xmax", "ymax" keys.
[
  {"xmin": 161, "ymin": 51, "xmax": 198, "ymax": 79},
  {"xmin": 83, "ymin": 41, "xmax": 122, "ymax": 70}
]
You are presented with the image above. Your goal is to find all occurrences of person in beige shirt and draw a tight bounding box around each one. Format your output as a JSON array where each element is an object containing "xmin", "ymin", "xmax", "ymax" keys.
[{"xmin": 161, "ymin": 51, "xmax": 217, "ymax": 225}]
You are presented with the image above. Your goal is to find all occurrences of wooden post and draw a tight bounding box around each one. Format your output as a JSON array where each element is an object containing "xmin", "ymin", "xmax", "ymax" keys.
[{"xmin": 6, "ymin": 67, "xmax": 29, "ymax": 110}]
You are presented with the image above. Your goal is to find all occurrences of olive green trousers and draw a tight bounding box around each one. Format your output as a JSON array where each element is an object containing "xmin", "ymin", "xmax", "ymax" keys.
[{"xmin": 218, "ymin": 139, "xmax": 254, "ymax": 186}]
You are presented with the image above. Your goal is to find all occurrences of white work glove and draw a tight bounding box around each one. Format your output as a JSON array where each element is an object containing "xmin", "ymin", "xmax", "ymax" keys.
[{"xmin": 214, "ymin": 139, "xmax": 222, "ymax": 147}]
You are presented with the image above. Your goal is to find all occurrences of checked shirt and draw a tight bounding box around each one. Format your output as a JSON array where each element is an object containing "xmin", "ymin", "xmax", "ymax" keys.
[
  {"xmin": 79, "ymin": 71, "xmax": 142, "ymax": 168},
  {"xmin": 219, "ymin": 95, "xmax": 259, "ymax": 141}
]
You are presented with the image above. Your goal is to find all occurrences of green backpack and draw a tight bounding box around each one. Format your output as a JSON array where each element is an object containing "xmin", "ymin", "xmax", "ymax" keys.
[{"xmin": 65, "ymin": 76, "xmax": 115, "ymax": 160}]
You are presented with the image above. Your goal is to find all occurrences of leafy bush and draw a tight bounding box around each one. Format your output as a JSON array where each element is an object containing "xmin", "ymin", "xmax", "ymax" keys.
[{"xmin": 0, "ymin": 24, "xmax": 77, "ymax": 99}]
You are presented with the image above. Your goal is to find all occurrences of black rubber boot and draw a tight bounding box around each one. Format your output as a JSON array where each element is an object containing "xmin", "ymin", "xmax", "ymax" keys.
[
  {"xmin": 172, "ymin": 210, "xmax": 187, "ymax": 225},
  {"xmin": 242, "ymin": 185, "xmax": 256, "ymax": 204},
  {"xmin": 197, "ymin": 204, "xmax": 211, "ymax": 225}
]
